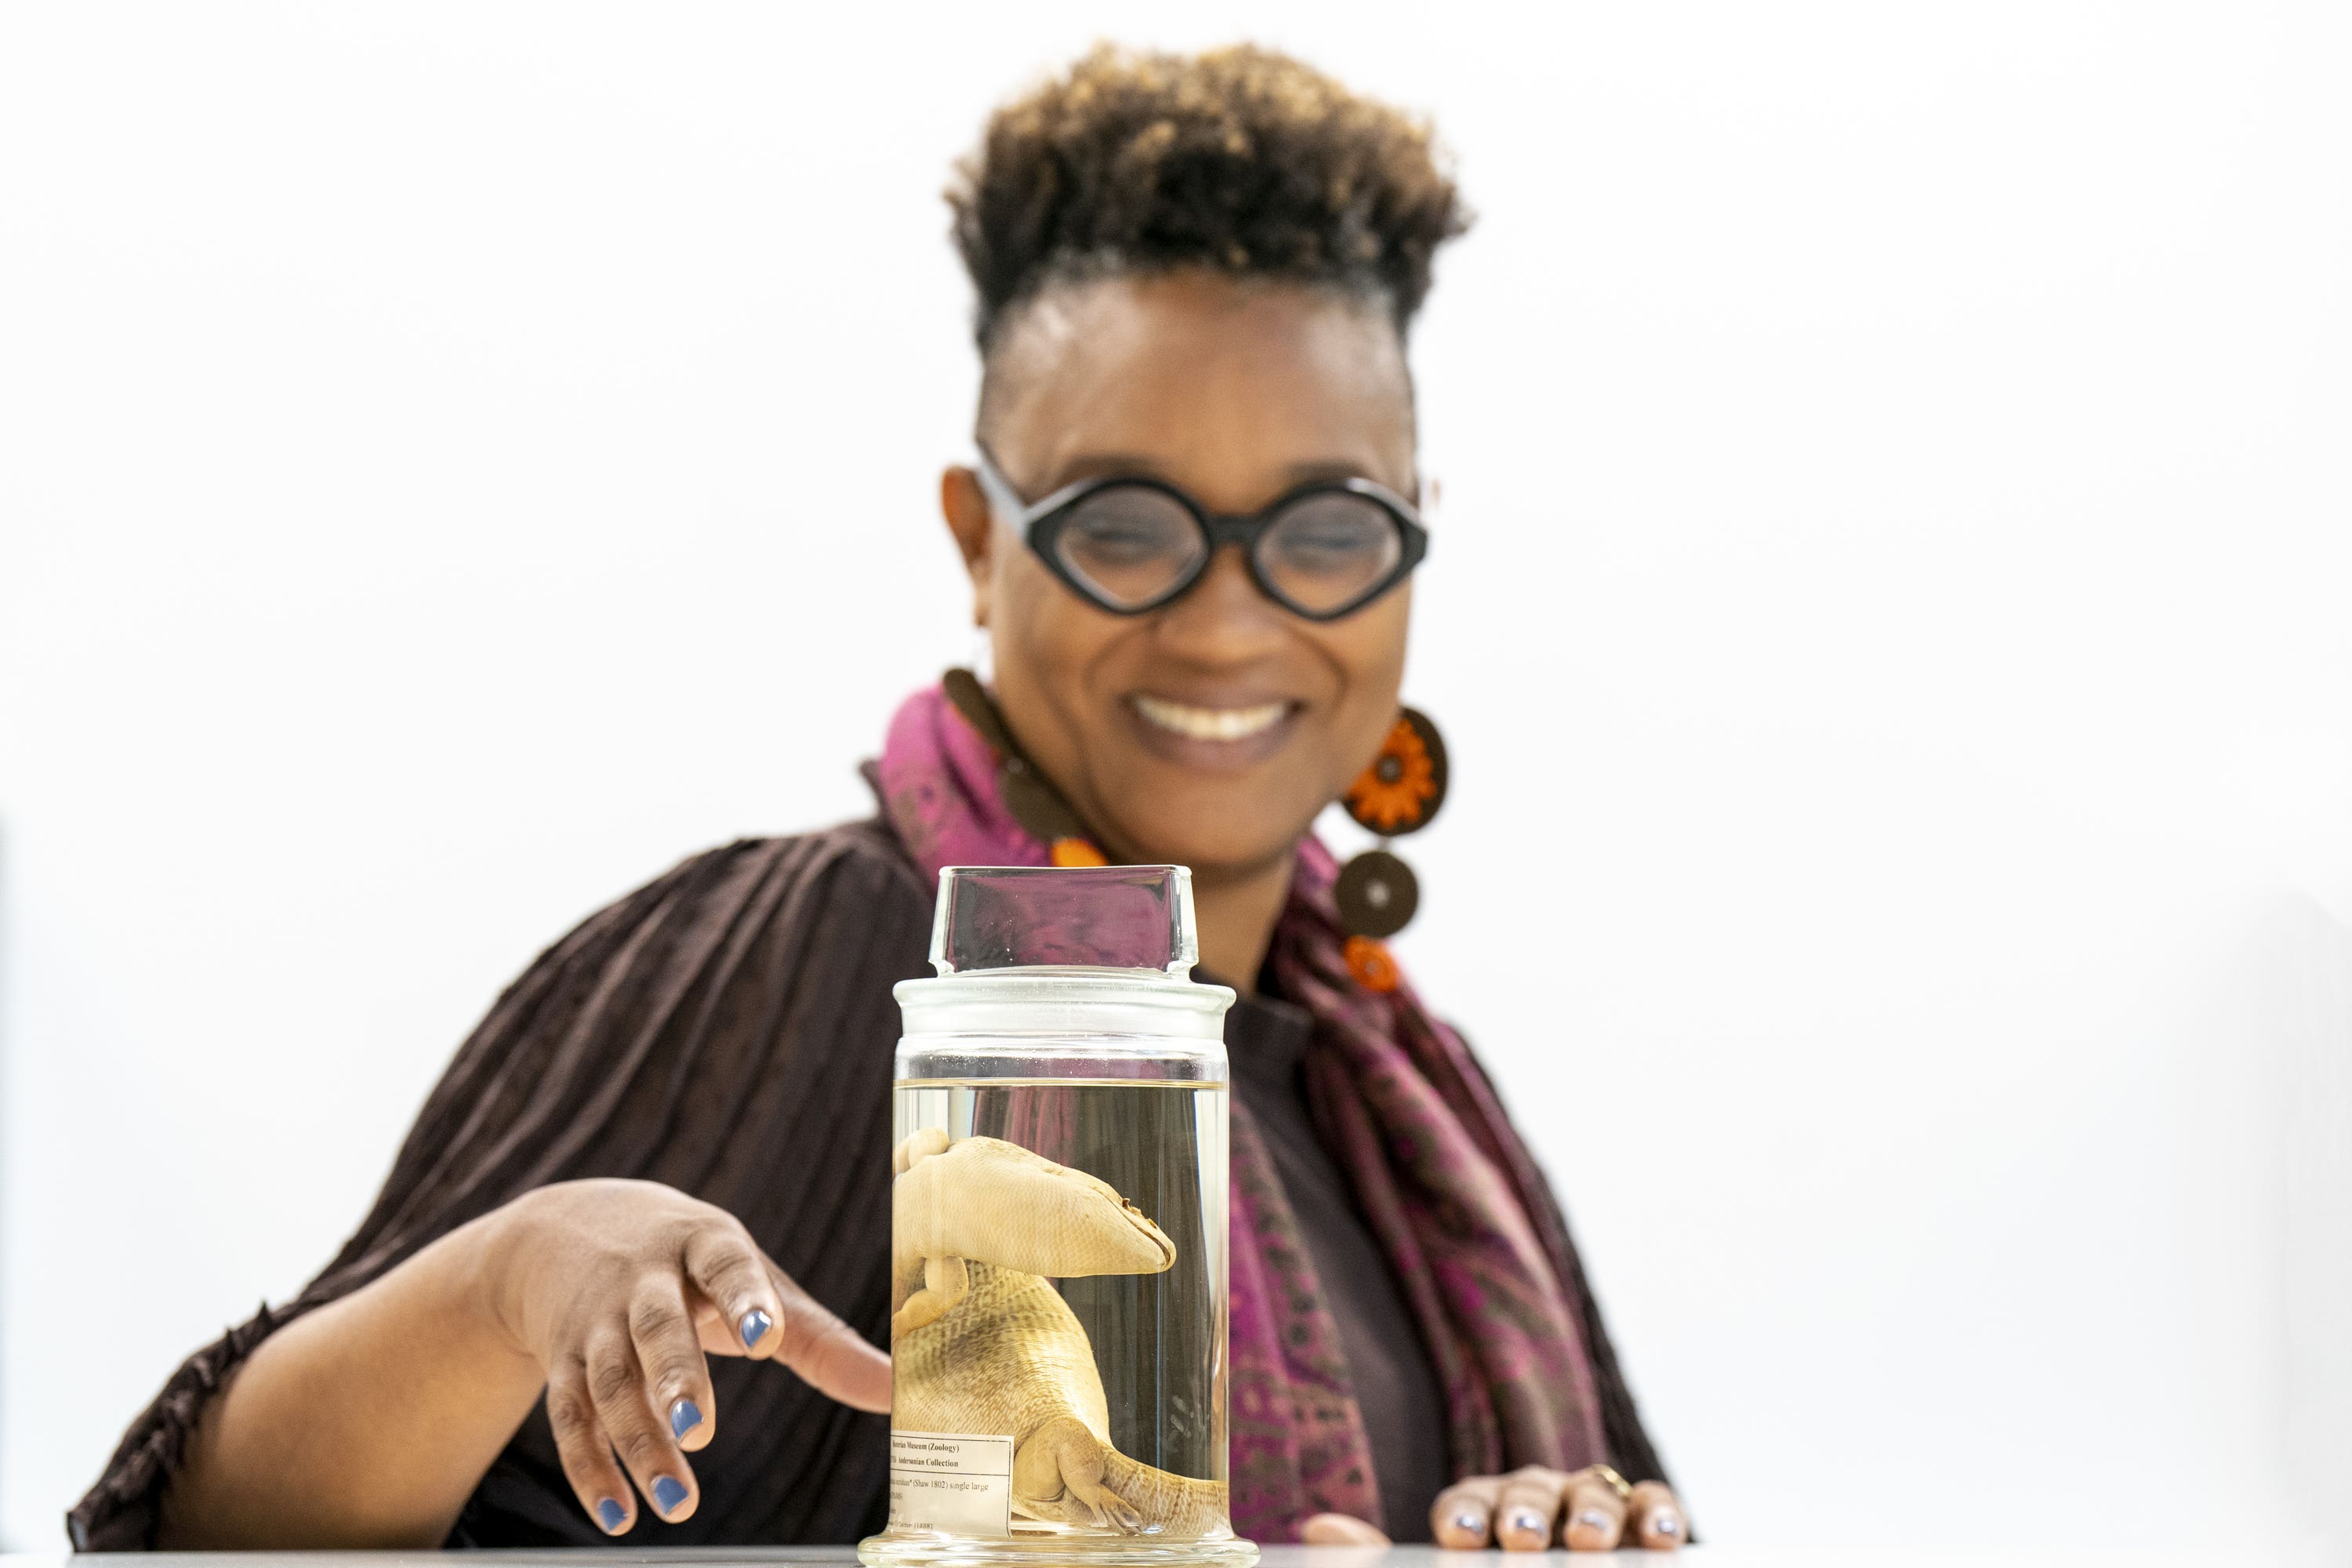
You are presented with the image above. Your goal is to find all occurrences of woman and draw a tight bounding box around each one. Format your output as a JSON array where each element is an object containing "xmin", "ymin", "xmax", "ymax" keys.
[{"xmin": 73, "ymin": 44, "xmax": 1686, "ymax": 1553}]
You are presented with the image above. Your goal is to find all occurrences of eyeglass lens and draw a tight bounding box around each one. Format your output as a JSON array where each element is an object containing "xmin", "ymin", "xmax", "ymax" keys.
[
  {"xmin": 1054, "ymin": 484, "xmax": 1404, "ymax": 615},
  {"xmin": 1054, "ymin": 487, "xmax": 1207, "ymax": 610},
  {"xmin": 1258, "ymin": 492, "xmax": 1406, "ymax": 615}
]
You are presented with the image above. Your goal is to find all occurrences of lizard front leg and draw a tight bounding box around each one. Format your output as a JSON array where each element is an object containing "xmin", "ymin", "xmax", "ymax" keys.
[
  {"xmin": 890, "ymin": 1254, "xmax": 970, "ymax": 1340},
  {"xmin": 889, "ymin": 1127, "xmax": 964, "ymax": 1341}
]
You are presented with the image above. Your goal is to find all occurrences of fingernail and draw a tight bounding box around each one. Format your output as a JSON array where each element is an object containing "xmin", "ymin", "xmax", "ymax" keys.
[
  {"xmin": 652, "ymin": 1475, "xmax": 689, "ymax": 1516},
  {"xmin": 596, "ymin": 1497, "xmax": 626, "ymax": 1533},
  {"xmin": 1650, "ymin": 1511, "xmax": 1683, "ymax": 1539},
  {"xmin": 1575, "ymin": 1508, "xmax": 1612, "ymax": 1534},
  {"xmin": 1504, "ymin": 1507, "xmax": 1547, "ymax": 1538},
  {"xmin": 670, "ymin": 1397, "xmax": 702, "ymax": 1439},
  {"xmin": 1450, "ymin": 1508, "xmax": 1486, "ymax": 1535},
  {"xmin": 740, "ymin": 1308, "xmax": 772, "ymax": 1348}
]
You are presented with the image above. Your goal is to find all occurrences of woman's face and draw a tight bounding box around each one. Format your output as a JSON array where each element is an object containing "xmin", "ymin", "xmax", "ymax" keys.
[{"xmin": 942, "ymin": 270, "xmax": 1417, "ymax": 881}]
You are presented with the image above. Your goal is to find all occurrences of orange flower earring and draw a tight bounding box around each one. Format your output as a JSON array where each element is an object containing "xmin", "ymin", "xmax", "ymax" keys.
[{"xmin": 1337, "ymin": 707, "xmax": 1447, "ymax": 992}]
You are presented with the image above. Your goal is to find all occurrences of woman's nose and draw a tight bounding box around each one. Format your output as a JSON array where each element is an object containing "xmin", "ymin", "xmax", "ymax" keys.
[{"xmin": 1148, "ymin": 545, "xmax": 1289, "ymax": 662}]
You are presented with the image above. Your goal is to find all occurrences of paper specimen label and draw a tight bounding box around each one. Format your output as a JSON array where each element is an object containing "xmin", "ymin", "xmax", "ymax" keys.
[{"xmin": 887, "ymin": 1431, "xmax": 1014, "ymax": 1537}]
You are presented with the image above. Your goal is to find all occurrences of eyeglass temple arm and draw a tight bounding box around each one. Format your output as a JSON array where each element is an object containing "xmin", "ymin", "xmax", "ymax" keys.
[{"xmin": 970, "ymin": 446, "xmax": 1033, "ymax": 526}]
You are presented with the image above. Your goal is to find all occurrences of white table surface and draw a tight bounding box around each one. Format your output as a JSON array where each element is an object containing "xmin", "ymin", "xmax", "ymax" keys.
[{"xmin": 16, "ymin": 1544, "xmax": 2343, "ymax": 1566}]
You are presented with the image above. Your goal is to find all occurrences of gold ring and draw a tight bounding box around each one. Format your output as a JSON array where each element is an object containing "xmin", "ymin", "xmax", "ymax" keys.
[{"xmin": 1586, "ymin": 1465, "xmax": 1633, "ymax": 1500}]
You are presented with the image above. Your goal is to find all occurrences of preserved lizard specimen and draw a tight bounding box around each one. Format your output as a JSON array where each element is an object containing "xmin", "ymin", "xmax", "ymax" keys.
[{"xmin": 888, "ymin": 1131, "xmax": 1228, "ymax": 1535}]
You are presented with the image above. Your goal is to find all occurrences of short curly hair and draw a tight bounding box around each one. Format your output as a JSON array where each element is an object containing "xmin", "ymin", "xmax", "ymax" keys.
[{"xmin": 949, "ymin": 43, "xmax": 1470, "ymax": 351}]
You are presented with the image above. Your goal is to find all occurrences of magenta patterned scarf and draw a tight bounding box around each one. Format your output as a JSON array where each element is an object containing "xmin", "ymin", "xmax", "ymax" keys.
[{"xmin": 877, "ymin": 682, "xmax": 1604, "ymax": 1541}]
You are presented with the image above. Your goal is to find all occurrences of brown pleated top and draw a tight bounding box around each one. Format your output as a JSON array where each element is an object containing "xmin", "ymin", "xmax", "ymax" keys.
[{"xmin": 69, "ymin": 815, "xmax": 1459, "ymax": 1548}]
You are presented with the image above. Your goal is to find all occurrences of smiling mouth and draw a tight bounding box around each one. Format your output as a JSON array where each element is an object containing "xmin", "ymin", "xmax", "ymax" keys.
[{"xmin": 1129, "ymin": 693, "xmax": 1295, "ymax": 742}]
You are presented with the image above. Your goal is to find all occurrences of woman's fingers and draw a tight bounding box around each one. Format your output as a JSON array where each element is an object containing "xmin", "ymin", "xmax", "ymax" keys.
[
  {"xmin": 628, "ymin": 1276, "xmax": 717, "ymax": 1454},
  {"xmin": 546, "ymin": 1354, "xmax": 637, "ymax": 1534},
  {"xmin": 1429, "ymin": 1473, "xmax": 1506, "ymax": 1548},
  {"xmin": 764, "ymin": 1261, "xmax": 893, "ymax": 1412},
  {"xmin": 1428, "ymin": 1465, "xmax": 1676, "ymax": 1552},
  {"xmin": 583, "ymin": 1328, "xmax": 698, "ymax": 1524},
  {"xmin": 678, "ymin": 1222, "xmax": 891, "ymax": 1412},
  {"xmin": 1560, "ymin": 1468, "xmax": 1628, "ymax": 1551},
  {"xmin": 1299, "ymin": 1512, "xmax": 1391, "ymax": 1545},
  {"xmin": 508, "ymin": 1184, "xmax": 889, "ymax": 1534},
  {"xmin": 1492, "ymin": 1465, "xmax": 1573, "ymax": 1552},
  {"xmin": 681, "ymin": 1221, "xmax": 789, "ymax": 1359},
  {"xmin": 1625, "ymin": 1479, "xmax": 1686, "ymax": 1550}
]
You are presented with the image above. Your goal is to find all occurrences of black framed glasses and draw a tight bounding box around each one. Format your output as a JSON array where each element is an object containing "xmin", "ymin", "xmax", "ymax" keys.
[{"xmin": 974, "ymin": 445, "xmax": 1429, "ymax": 622}]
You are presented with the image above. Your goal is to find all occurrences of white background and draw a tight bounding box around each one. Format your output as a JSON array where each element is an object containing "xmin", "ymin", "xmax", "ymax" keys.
[{"xmin": 2, "ymin": 0, "xmax": 2347, "ymax": 1555}]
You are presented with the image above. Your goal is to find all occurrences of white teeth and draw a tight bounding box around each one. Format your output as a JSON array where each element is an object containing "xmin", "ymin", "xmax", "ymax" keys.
[{"xmin": 1131, "ymin": 694, "xmax": 1291, "ymax": 742}]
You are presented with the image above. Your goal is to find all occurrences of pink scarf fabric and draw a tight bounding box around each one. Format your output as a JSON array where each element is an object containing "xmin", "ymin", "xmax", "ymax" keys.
[{"xmin": 876, "ymin": 683, "xmax": 1604, "ymax": 1540}]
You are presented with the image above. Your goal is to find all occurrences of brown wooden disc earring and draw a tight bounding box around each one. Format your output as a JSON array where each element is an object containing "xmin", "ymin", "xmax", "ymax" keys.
[
  {"xmin": 1336, "ymin": 707, "xmax": 1446, "ymax": 991},
  {"xmin": 942, "ymin": 667, "xmax": 1108, "ymax": 866}
]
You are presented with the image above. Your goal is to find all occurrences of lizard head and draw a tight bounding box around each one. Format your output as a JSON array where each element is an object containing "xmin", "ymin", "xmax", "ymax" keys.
[{"xmin": 895, "ymin": 1133, "xmax": 1178, "ymax": 1277}]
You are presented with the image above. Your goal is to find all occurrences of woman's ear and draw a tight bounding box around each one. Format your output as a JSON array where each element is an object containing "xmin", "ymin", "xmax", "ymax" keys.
[{"xmin": 940, "ymin": 466, "xmax": 996, "ymax": 626}]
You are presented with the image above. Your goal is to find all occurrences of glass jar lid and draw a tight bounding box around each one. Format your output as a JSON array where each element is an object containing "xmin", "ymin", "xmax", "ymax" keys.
[
  {"xmin": 928, "ymin": 863, "xmax": 1199, "ymax": 975},
  {"xmin": 897, "ymin": 865, "xmax": 1235, "ymax": 1039}
]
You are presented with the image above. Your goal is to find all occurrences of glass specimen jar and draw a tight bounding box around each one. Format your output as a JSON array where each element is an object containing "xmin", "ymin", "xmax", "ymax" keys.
[{"xmin": 858, "ymin": 865, "xmax": 1255, "ymax": 1568}]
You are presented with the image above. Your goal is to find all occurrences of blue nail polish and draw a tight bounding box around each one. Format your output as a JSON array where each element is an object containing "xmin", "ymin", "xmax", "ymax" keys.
[
  {"xmin": 740, "ymin": 1308, "xmax": 772, "ymax": 1348},
  {"xmin": 670, "ymin": 1398, "xmax": 702, "ymax": 1439},
  {"xmin": 653, "ymin": 1475, "xmax": 689, "ymax": 1516},
  {"xmin": 597, "ymin": 1498, "xmax": 626, "ymax": 1533}
]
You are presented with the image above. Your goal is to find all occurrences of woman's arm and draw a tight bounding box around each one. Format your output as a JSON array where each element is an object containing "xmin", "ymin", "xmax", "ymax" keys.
[
  {"xmin": 71, "ymin": 829, "xmax": 926, "ymax": 1549},
  {"xmin": 158, "ymin": 1181, "xmax": 889, "ymax": 1549},
  {"xmin": 159, "ymin": 1207, "xmax": 539, "ymax": 1548}
]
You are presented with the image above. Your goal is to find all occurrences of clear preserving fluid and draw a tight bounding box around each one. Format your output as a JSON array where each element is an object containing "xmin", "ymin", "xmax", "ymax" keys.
[{"xmin": 883, "ymin": 1079, "xmax": 1232, "ymax": 1559}]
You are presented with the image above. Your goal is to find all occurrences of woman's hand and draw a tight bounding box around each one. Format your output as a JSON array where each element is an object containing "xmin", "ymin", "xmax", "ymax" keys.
[
  {"xmin": 163, "ymin": 1177, "xmax": 891, "ymax": 1549},
  {"xmin": 1300, "ymin": 1465, "xmax": 1689, "ymax": 1552},
  {"xmin": 486, "ymin": 1178, "xmax": 892, "ymax": 1532},
  {"xmin": 1432, "ymin": 1465, "xmax": 1686, "ymax": 1551}
]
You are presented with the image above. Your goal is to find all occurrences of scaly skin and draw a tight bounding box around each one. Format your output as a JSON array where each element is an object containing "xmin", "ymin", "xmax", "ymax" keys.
[{"xmin": 889, "ymin": 1134, "xmax": 1229, "ymax": 1537}]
